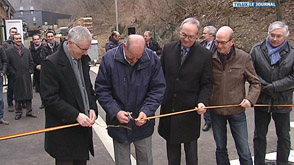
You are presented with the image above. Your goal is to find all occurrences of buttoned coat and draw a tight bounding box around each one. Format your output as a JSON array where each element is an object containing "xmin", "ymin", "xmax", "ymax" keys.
[
  {"xmin": 96, "ymin": 45, "xmax": 166, "ymax": 143},
  {"xmin": 158, "ymin": 40, "xmax": 213, "ymax": 144},
  {"xmin": 40, "ymin": 43, "xmax": 98, "ymax": 160},
  {"xmin": 6, "ymin": 45, "xmax": 34, "ymax": 101}
]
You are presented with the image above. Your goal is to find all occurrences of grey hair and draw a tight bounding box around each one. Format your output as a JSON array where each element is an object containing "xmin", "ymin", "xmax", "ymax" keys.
[
  {"xmin": 268, "ymin": 21, "xmax": 289, "ymax": 37},
  {"xmin": 204, "ymin": 26, "xmax": 217, "ymax": 37},
  {"xmin": 144, "ymin": 31, "xmax": 152, "ymax": 37},
  {"xmin": 180, "ymin": 17, "xmax": 200, "ymax": 30},
  {"xmin": 68, "ymin": 26, "xmax": 92, "ymax": 43}
]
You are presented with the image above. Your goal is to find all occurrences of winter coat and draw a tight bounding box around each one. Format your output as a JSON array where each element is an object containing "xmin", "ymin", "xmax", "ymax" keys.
[
  {"xmin": 146, "ymin": 39, "xmax": 162, "ymax": 55},
  {"xmin": 40, "ymin": 41, "xmax": 60, "ymax": 59},
  {"xmin": 200, "ymin": 40, "xmax": 217, "ymax": 53},
  {"xmin": 40, "ymin": 42, "xmax": 98, "ymax": 160},
  {"xmin": 6, "ymin": 45, "xmax": 34, "ymax": 101},
  {"xmin": 210, "ymin": 47, "xmax": 261, "ymax": 115},
  {"xmin": 158, "ymin": 40, "xmax": 213, "ymax": 144},
  {"xmin": 95, "ymin": 45, "xmax": 166, "ymax": 143},
  {"xmin": 105, "ymin": 39, "xmax": 121, "ymax": 52},
  {"xmin": 30, "ymin": 44, "xmax": 44, "ymax": 92},
  {"xmin": 0, "ymin": 46, "xmax": 7, "ymax": 74},
  {"xmin": 250, "ymin": 40, "xmax": 294, "ymax": 113}
]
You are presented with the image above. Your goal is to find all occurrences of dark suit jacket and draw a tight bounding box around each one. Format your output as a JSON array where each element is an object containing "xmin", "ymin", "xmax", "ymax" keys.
[
  {"xmin": 40, "ymin": 42, "xmax": 98, "ymax": 160},
  {"xmin": 200, "ymin": 40, "xmax": 217, "ymax": 53},
  {"xmin": 158, "ymin": 40, "xmax": 213, "ymax": 144}
]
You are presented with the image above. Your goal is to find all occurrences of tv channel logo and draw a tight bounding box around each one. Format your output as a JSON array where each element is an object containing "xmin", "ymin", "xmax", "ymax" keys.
[{"xmin": 233, "ymin": 2, "xmax": 277, "ymax": 7}]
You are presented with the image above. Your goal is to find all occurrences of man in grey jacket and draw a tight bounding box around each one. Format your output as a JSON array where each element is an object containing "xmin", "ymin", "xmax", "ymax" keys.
[{"xmin": 251, "ymin": 21, "xmax": 294, "ymax": 165}]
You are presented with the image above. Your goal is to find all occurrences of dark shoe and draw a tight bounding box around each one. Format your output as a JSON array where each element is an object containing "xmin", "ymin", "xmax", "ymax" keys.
[
  {"xmin": 15, "ymin": 115, "xmax": 21, "ymax": 120},
  {"xmin": 265, "ymin": 160, "xmax": 276, "ymax": 165},
  {"xmin": 202, "ymin": 123, "xmax": 211, "ymax": 131},
  {"xmin": 0, "ymin": 119, "xmax": 9, "ymax": 125},
  {"xmin": 8, "ymin": 106, "xmax": 14, "ymax": 112},
  {"xmin": 39, "ymin": 105, "xmax": 44, "ymax": 109},
  {"xmin": 26, "ymin": 113, "xmax": 37, "ymax": 118}
]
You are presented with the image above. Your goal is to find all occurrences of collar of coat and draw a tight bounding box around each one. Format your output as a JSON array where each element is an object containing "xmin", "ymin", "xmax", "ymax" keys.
[
  {"xmin": 113, "ymin": 44, "xmax": 151, "ymax": 70},
  {"xmin": 260, "ymin": 39, "xmax": 290, "ymax": 57}
]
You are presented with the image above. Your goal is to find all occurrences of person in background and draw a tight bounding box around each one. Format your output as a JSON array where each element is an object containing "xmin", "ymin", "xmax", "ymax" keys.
[
  {"xmin": 0, "ymin": 46, "xmax": 8, "ymax": 125},
  {"xmin": 209, "ymin": 26, "xmax": 260, "ymax": 165},
  {"xmin": 41, "ymin": 30, "xmax": 60, "ymax": 58},
  {"xmin": 3, "ymin": 27, "xmax": 17, "ymax": 112},
  {"xmin": 40, "ymin": 26, "xmax": 98, "ymax": 165},
  {"xmin": 200, "ymin": 25, "xmax": 217, "ymax": 132},
  {"xmin": 96, "ymin": 34, "xmax": 166, "ymax": 165},
  {"xmin": 251, "ymin": 21, "xmax": 294, "ymax": 165},
  {"xmin": 30, "ymin": 34, "xmax": 44, "ymax": 109},
  {"xmin": 42, "ymin": 38, "xmax": 47, "ymax": 46},
  {"xmin": 6, "ymin": 33, "xmax": 36, "ymax": 120},
  {"xmin": 144, "ymin": 31, "xmax": 162, "ymax": 56},
  {"xmin": 105, "ymin": 31, "xmax": 121, "ymax": 52},
  {"xmin": 158, "ymin": 17, "xmax": 213, "ymax": 165}
]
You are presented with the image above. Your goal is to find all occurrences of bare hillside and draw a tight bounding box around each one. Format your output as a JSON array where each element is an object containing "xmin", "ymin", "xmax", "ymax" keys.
[{"xmin": 9, "ymin": 0, "xmax": 294, "ymax": 52}]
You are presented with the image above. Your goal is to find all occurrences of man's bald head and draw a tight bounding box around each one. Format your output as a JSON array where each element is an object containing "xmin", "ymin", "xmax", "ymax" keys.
[
  {"xmin": 124, "ymin": 34, "xmax": 146, "ymax": 65},
  {"xmin": 216, "ymin": 26, "xmax": 234, "ymax": 41},
  {"xmin": 126, "ymin": 34, "xmax": 146, "ymax": 50},
  {"xmin": 215, "ymin": 26, "xmax": 235, "ymax": 55}
]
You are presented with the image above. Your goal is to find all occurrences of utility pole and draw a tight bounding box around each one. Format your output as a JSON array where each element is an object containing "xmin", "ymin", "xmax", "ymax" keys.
[{"xmin": 115, "ymin": 0, "xmax": 119, "ymax": 31}]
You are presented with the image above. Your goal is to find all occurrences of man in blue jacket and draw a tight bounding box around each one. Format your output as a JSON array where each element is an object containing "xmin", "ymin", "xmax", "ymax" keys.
[{"xmin": 95, "ymin": 34, "xmax": 166, "ymax": 165}]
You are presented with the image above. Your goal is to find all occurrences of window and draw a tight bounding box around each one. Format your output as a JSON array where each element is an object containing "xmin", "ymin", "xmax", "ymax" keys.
[{"xmin": 33, "ymin": 17, "xmax": 36, "ymax": 22}]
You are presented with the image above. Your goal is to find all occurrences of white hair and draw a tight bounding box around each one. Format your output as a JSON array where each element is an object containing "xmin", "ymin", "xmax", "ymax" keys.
[{"xmin": 268, "ymin": 21, "xmax": 289, "ymax": 37}]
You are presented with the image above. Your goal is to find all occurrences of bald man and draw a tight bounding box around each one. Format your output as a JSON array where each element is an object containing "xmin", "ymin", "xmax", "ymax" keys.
[
  {"xmin": 209, "ymin": 26, "xmax": 260, "ymax": 165},
  {"xmin": 96, "ymin": 34, "xmax": 166, "ymax": 165}
]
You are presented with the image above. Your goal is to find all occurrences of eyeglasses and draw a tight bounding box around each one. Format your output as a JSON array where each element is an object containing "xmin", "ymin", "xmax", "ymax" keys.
[
  {"xmin": 215, "ymin": 39, "xmax": 232, "ymax": 45},
  {"xmin": 180, "ymin": 32, "xmax": 197, "ymax": 40},
  {"xmin": 73, "ymin": 42, "xmax": 91, "ymax": 51}
]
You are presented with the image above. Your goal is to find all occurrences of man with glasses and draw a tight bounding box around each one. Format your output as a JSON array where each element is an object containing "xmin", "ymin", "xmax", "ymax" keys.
[
  {"xmin": 40, "ymin": 26, "xmax": 98, "ymax": 165},
  {"xmin": 251, "ymin": 21, "xmax": 293, "ymax": 165},
  {"xmin": 158, "ymin": 17, "xmax": 213, "ymax": 165},
  {"xmin": 96, "ymin": 34, "xmax": 166, "ymax": 165},
  {"xmin": 209, "ymin": 26, "xmax": 260, "ymax": 165}
]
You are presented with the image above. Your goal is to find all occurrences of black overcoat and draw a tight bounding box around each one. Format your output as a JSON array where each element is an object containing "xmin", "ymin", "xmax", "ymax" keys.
[
  {"xmin": 40, "ymin": 43, "xmax": 98, "ymax": 160},
  {"xmin": 6, "ymin": 45, "xmax": 34, "ymax": 101},
  {"xmin": 158, "ymin": 41, "xmax": 213, "ymax": 144}
]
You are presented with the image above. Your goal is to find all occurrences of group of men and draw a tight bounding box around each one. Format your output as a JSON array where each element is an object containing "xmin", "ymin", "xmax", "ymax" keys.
[
  {"xmin": 0, "ymin": 28, "xmax": 60, "ymax": 123},
  {"xmin": 0, "ymin": 18, "xmax": 292, "ymax": 165}
]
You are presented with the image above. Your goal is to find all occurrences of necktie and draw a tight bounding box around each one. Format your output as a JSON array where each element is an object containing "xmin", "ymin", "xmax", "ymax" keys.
[
  {"xmin": 206, "ymin": 43, "xmax": 211, "ymax": 50},
  {"xmin": 181, "ymin": 48, "xmax": 187, "ymax": 65}
]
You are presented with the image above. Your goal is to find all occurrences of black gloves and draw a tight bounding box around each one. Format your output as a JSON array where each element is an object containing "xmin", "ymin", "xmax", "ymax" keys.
[{"xmin": 262, "ymin": 84, "xmax": 279, "ymax": 99}]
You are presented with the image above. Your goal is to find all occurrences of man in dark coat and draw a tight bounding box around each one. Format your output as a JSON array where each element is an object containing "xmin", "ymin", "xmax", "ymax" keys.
[
  {"xmin": 40, "ymin": 26, "xmax": 98, "ymax": 165},
  {"xmin": 6, "ymin": 33, "xmax": 35, "ymax": 120},
  {"xmin": 251, "ymin": 21, "xmax": 294, "ymax": 165},
  {"xmin": 3, "ymin": 27, "xmax": 17, "ymax": 112},
  {"xmin": 144, "ymin": 31, "xmax": 162, "ymax": 56},
  {"xmin": 30, "ymin": 34, "xmax": 44, "ymax": 109},
  {"xmin": 40, "ymin": 30, "xmax": 60, "ymax": 59},
  {"xmin": 105, "ymin": 31, "xmax": 121, "ymax": 52},
  {"xmin": 199, "ymin": 25, "xmax": 217, "ymax": 132},
  {"xmin": 158, "ymin": 17, "xmax": 213, "ymax": 165},
  {"xmin": 96, "ymin": 34, "xmax": 166, "ymax": 165},
  {"xmin": 0, "ymin": 46, "xmax": 8, "ymax": 125}
]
